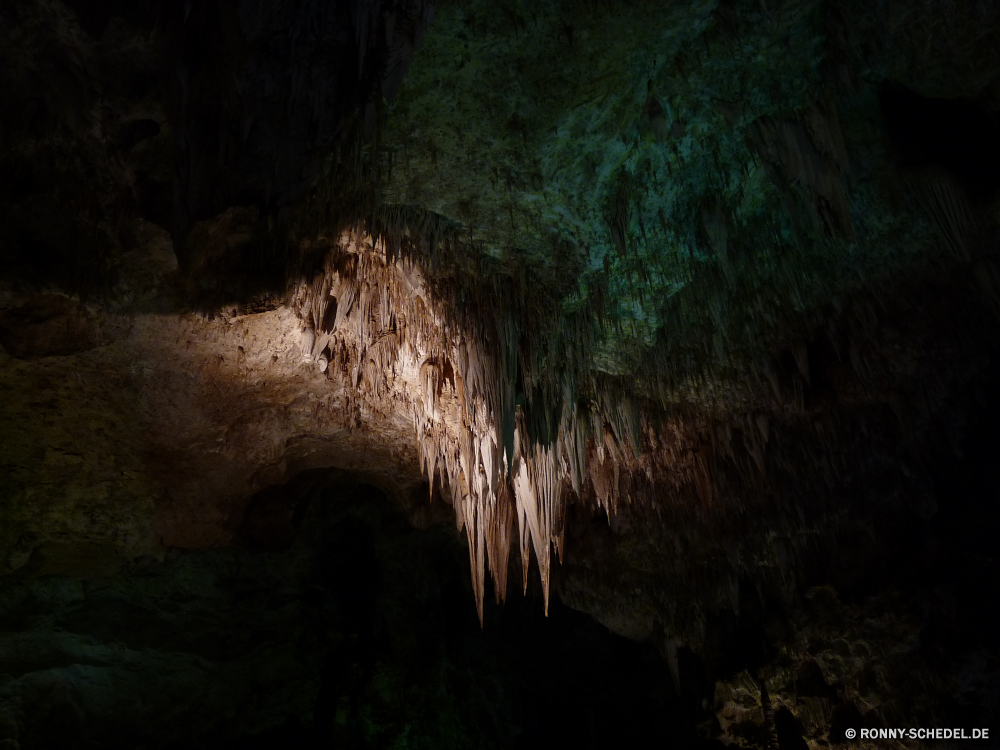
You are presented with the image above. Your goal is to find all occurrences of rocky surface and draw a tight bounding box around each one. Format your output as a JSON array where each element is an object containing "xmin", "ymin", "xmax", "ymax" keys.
[
  {"xmin": 0, "ymin": 229, "xmax": 420, "ymax": 571},
  {"xmin": 0, "ymin": 476, "xmax": 723, "ymax": 750},
  {"xmin": 1, "ymin": 0, "xmax": 999, "ymax": 747}
]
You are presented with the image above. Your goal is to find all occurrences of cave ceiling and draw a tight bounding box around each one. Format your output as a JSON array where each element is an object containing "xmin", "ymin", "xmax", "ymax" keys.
[
  {"xmin": 378, "ymin": 0, "xmax": 1000, "ymax": 375},
  {"xmin": 1, "ymin": 0, "xmax": 1000, "ymax": 747}
]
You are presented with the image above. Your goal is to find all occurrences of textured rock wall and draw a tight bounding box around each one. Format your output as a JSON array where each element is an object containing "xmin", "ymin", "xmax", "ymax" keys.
[
  {"xmin": 0, "ymin": 477, "xmax": 709, "ymax": 750},
  {"xmin": 1, "ymin": 0, "xmax": 1000, "ymax": 747}
]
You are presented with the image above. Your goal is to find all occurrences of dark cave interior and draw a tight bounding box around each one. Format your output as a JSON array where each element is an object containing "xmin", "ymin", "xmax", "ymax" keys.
[
  {"xmin": 1, "ymin": 481, "xmax": 712, "ymax": 750},
  {"xmin": 880, "ymin": 83, "xmax": 1000, "ymax": 200},
  {"xmin": 2, "ymin": 0, "xmax": 1000, "ymax": 748}
]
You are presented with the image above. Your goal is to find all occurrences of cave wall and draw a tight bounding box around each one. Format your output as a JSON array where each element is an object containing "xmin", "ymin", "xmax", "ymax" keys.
[
  {"xmin": 0, "ymin": 476, "xmax": 720, "ymax": 750},
  {"xmin": 1, "ymin": 0, "xmax": 1000, "ymax": 747}
]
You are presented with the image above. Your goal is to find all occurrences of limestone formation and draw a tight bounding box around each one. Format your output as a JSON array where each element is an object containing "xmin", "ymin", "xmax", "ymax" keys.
[{"xmin": 1, "ymin": 0, "xmax": 999, "ymax": 747}]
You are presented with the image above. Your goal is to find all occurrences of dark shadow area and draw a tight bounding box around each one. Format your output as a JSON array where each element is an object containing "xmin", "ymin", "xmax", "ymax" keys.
[
  {"xmin": 880, "ymin": 82, "xmax": 1000, "ymax": 199},
  {"xmin": 922, "ymin": 355, "xmax": 1000, "ymax": 728},
  {"xmin": 0, "ymin": 479, "xmax": 720, "ymax": 750},
  {"xmin": 774, "ymin": 707, "xmax": 809, "ymax": 750}
]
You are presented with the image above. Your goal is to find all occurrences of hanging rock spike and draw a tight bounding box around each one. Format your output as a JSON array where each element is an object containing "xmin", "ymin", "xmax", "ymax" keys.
[{"xmin": 288, "ymin": 231, "xmax": 699, "ymax": 623}]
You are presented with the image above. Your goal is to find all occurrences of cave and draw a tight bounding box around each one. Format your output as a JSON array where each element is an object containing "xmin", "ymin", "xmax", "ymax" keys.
[{"xmin": 1, "ymin": 1, "xmax": 999, "ymax": 748}]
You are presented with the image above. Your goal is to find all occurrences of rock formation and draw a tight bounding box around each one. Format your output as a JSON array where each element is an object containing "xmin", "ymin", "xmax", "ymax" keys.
[{"xmin": 1, "ymin": 0, "xmax": 999, "ymax": 747}]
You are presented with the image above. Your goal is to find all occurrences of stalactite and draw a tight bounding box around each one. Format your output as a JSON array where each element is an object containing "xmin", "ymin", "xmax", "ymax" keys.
[
  {"xmin": 486, "ymin": 476, "xmax": 515, "ymax": 603},
  {"xmin": 288, "ymin": 229, "xmax": 830, "ymax": 625}
]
